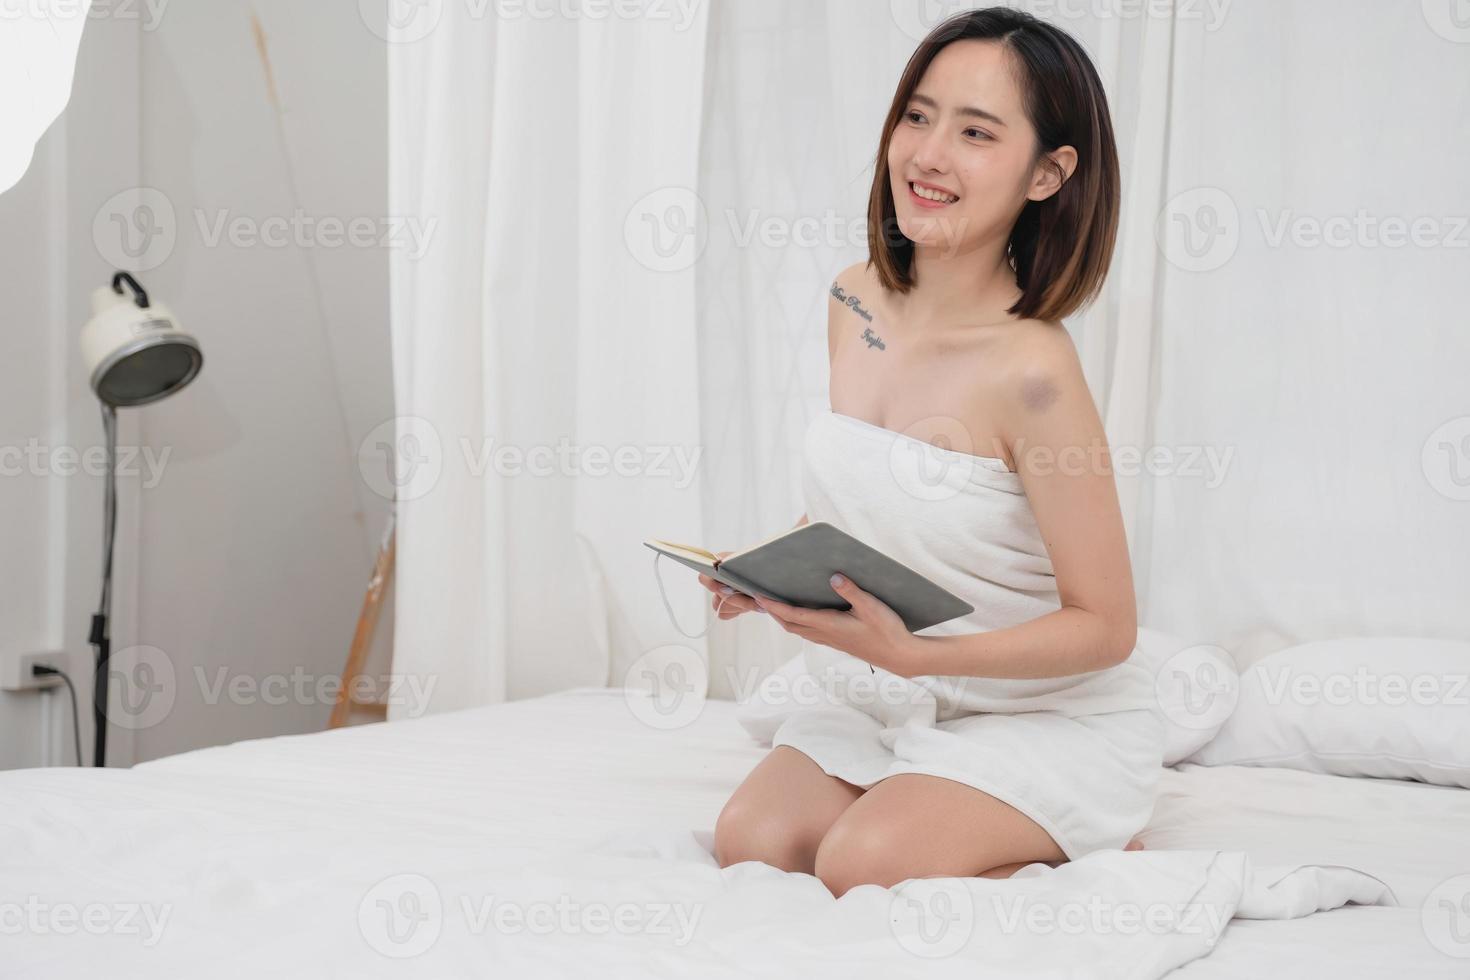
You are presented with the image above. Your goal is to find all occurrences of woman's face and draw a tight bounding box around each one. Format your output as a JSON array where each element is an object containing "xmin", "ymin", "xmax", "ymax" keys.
[{"xmin": 887, "ymin": 39, "xmax": 1053, "ymax": 254}]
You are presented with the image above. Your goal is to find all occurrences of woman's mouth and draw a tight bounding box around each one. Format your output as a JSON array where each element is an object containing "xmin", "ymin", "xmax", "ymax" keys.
[{"xmin": 907, "ymin": 180, "xmax": 960, "ymax": 209}]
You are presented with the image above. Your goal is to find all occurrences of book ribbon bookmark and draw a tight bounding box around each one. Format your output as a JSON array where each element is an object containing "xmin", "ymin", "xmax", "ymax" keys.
[{"xmin": 652, "ymin": 550, "xmax": 738, "ymax": 640}]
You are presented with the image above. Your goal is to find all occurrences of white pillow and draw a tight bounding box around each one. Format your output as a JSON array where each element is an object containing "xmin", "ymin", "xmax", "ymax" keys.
[
  {"xmin": 1133, "ymin": 626, "xmax": 1240, "ymax": 766},
  {"xmin": 1187, "ymin": 637, "xmax": 1470, "ymax": 788}
]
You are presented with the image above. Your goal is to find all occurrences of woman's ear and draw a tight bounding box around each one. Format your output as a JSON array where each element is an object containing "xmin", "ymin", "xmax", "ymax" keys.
[{"xmin": 1026, "ymin": 145, "xmax": 1078, "ymax": 202}]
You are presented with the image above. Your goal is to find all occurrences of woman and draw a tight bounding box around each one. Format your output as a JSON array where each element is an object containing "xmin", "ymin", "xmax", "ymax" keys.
[{"xmin": 703, "ymin": 7, "xmax": 1161, "ymax": 899}]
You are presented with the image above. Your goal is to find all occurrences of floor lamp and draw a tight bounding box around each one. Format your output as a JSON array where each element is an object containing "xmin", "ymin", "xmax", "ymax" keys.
[{"xmin": 79, "ymin": 272, "xmax": 203, "ymax": 766}]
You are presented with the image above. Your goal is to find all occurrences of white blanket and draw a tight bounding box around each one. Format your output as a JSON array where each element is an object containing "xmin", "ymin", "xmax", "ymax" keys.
[
  {"xmin": 0, "ymin": 689, "xmax": 1402, "ymax": 978},
  {"xmin": 0, "ymin": 824, "xmax": 1395, "ymax": 978},
  {"xmin": 471, "ymin": 831, "xmax": 1395, "ymax": 979}
]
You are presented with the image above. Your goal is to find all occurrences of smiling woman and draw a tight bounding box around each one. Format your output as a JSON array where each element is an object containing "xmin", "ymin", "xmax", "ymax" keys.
[
  {"xmin": 868, "ymin": 10, "xmax": 1119, "ymax": 324},
  {"xmin": 714, "ymin": 7, "xmax": 1155, "ymax": 900}
]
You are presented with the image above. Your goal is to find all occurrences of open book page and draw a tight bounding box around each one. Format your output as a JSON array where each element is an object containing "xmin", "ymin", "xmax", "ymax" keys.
[
  {"xmin": 648, "ymin": 523, "xmax": 806, "ymax": 567},
  {"xmin": 644, "ymin": 540, "xmax": 719, "ymax": 565}
]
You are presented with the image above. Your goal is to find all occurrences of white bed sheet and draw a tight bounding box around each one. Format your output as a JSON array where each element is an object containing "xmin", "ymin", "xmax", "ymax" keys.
[
  {"xmin": 1145, "ymin": 762, "xmax": 1470, "ymax": 978},
  {"xmin": 0, "ymin": 687, "xmax": 1464, "ymax": 977}
]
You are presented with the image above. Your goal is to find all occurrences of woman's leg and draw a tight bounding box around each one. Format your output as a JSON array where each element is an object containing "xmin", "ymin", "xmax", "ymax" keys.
[
  {"xmin": 813, "ymin": 772, "xmax": 1067, "ymax": 898},
  {"xmin": 714, "ymin": 745, "xmax": 865, "ymax": 875}
]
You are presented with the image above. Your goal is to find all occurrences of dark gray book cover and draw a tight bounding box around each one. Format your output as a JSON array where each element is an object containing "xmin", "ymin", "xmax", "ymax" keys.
[{"xmin": 644, "ymin": 521, "xmax": 974, "ymax": 633}]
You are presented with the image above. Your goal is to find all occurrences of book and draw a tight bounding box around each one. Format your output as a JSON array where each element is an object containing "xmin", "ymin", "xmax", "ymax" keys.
[{"xmin": 643, "ymin": 521, "xmax": 974, "ymax": 633}]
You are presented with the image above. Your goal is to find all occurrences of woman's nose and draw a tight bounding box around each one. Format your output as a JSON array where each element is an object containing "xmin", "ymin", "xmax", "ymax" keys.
[{"xmin": 912, "ymin": 127, "xmax": 948, "ymax": 173}]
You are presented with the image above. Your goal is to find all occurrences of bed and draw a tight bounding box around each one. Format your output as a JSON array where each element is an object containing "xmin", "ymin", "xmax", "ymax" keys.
[{"xmin": 3, "ymin": 686, "xmax": 1467, "ymax": 977}]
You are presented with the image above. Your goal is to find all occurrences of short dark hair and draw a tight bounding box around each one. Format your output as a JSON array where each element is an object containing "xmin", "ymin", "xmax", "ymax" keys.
[{"xmin": 867, "ymin": 7, "xmax": 1120, "ymax": 323}]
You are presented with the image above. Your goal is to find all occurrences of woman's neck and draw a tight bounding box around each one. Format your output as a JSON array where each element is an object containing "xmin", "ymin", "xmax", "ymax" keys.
[{"xmin": 903, "ymin": 237, "xmax": 1023, "ymax": 331}]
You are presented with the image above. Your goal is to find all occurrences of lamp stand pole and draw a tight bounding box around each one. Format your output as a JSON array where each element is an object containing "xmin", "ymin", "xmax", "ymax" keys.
[{"xmin": 89, "ymin": 402, "xmax": 118, "ymax": 767}]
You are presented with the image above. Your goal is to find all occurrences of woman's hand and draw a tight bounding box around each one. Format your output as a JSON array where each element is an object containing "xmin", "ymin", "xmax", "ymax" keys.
[
  {"xmin": 752, "ymin": 573, "xmax": 933, "ymax": 678},
  {"xmin": 696, "ymin": 552, "xmax": 762, "ymax": 620}
]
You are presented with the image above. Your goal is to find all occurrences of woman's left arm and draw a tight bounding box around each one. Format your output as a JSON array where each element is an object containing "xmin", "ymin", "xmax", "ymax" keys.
[{"xmin": 916, "ymin": 327, "xmax": 1139, "ymax": 680}]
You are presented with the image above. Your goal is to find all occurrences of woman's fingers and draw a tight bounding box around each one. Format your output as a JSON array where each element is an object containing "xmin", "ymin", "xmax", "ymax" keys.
[
  {"xmin": 696, "ymin": 552, "xmax": 737, "ymax": 594},
  {"xmin": 691, "ymin": 550, "xmax": 762, "ymax": 618},
  {"xmin": 697, "ymin": 573, "xmax": 746, "ymax": 597},
  {"xmin": 713, "ymin": 591, "xmax": 759, "ymax": 618},
  {"xmin": 696, "ymin": 572, "xmax": 721, "ymax": 593}
]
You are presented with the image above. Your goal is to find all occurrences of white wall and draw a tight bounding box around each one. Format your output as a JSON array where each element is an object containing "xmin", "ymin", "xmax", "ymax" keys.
[{"xmin": 0, "ymin": 1, "xmax": 393, "ymax": 767}]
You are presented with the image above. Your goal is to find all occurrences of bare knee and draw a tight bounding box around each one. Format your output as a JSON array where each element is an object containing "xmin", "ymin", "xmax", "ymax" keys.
[
  {"xmin": 714, "ymin": 798, "xmax": 823, "ymax": 874},
  {"xmin": 813, "ymin": 819, "xmax": 909, "ymax": 898}
]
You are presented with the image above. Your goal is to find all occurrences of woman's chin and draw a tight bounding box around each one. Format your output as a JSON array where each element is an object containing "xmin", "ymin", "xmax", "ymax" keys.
[
  {"xmin": 895, "ymin": 213, "xmax": 971, "ymax": 251},
  {"xmin": 902, "ymin": 228, "xmax": 969, "ymax": 254}
]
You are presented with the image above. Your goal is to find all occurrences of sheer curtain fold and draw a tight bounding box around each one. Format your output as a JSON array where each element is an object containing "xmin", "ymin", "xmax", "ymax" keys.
[
  {"xmin": 387, "ymin": 6, "xmax": 502, "ymax": 718},
  {"xmin": 389, "ymin": 3, "xmax": 712, "ymax": 717},
  {"xmin": 571, "ymin": 7, "xmax": 714, "ymax": 696}
]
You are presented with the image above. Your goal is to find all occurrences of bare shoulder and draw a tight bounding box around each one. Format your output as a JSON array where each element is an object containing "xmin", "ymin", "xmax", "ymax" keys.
[
  {"xmin": 829, "ymin": 259, "xmax": 873, "ymax": 297},
  {"xmin": 826, "ymin": 260, "xmax": 877, "ymax": 362},
  {"xmin": 994, "ymin": 319, "xmax": 1096, "ymax": 433}
]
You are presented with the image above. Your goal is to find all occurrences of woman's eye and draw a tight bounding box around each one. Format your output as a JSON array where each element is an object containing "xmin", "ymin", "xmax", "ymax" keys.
[{"xmin": 904, "ymin": 111, "xmax": 988, "ymax": 140}]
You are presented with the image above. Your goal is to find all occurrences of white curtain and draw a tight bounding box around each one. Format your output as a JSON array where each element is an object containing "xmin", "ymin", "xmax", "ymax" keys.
[
  {"xmin": 1140, "ymin": 0, "xmax": 1470, "ymax": 665},
  {"xmin": 387, "ymin": 0, "xmax": 713, "ymax": 716},
  {"xmin": 388, "ymin": 0, "xmax": 1470, "ymax": 717}
]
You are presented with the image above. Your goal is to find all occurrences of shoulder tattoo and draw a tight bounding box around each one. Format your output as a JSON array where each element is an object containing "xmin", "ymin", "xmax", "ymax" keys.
[{"xmin": 830, "ymin": 280, "xmax": 886, "ymax": 352}]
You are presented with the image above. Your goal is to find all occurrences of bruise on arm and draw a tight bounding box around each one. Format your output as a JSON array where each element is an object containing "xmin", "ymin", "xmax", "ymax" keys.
[{"xmin": 1019, "ymin": 374, "xmax": 1060, "ymax": 414}]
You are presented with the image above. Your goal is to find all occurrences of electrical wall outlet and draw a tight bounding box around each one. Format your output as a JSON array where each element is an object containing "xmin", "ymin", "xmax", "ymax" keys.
[{"xmin": 0, "ymin": 651, "xmax": 67, "ymax": 692}]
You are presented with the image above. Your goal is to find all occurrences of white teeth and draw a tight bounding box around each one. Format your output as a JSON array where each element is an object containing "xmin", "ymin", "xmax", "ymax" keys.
[{"xmin": 911, "ymin": 182, "xmax": 958, "ymax": 203}]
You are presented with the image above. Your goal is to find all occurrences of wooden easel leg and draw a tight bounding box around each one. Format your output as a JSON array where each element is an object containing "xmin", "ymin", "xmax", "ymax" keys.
[{"xmin": 330, "ymin": 512, "xmax": 397, "ymax": 729}]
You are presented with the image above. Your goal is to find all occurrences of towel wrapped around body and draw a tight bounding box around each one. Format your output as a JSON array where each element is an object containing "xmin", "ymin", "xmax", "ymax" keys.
[{"xmin": 736, "ymin": 410, "xmax": 1163, "ymax": 860}]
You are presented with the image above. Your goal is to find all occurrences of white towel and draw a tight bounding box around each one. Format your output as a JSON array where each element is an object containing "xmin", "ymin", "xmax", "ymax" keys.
[{"xmin": 737, "ymin": 410, "xmax": 1165, "ymax": 860}]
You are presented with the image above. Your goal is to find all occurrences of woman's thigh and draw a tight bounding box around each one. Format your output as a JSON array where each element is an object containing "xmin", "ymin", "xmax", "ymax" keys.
[
  {"xmin": 714, "ymin": 745, "xmax": 864, "ymax": 874},
  {"xmin": 814, "ymin": 773, "xmax": 1065, "ymax": 897}
]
